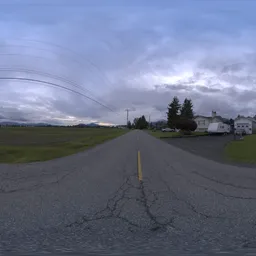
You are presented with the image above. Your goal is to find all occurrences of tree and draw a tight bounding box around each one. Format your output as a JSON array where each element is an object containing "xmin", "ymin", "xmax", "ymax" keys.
[
  {"xmin": 140, "ymin": 115, "xmax": 148, "ymax": 129},
  {"xmin": 167, "ymin": 96, "xmax": 181, "ymax": 128},
  {"xmin": 176, "ymin": 118, "xmax": 197, "ymax": 133},
  {"xmin": 133, "ymin": 118, "xmax": 139, "ymax": 128},
  {"xmin": 127, "ymin": 121, "xmax": 132, "ymax": 129},
  {"xmin": 180, "ymin": 98, "xmax": 194, "ymax": 119}
]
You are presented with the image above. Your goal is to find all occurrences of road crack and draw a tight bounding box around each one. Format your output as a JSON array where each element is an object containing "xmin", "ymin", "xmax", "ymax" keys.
[{"xmin": 66, "ymin": 175, "xmax": 174, "ymax": 232}]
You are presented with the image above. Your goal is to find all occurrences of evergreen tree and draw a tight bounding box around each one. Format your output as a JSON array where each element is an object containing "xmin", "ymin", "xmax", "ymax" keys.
[
  {"xmin": 133, "ymin": 116, "xmax": 148, "ymax": 129},
  {"xmin": 140, "ymin": 115, "xmax": 148, "ymax": 129},
  {"xmin": 127, "ymin": 121, "xmax": 132, "ymax": 129},
  {"xmin": 133, "ymin": 118, "xmax": 139, "ymax": 128},
  {"xmin": 167, "ymin": 96, "xmax": 181, "ymax": 128},
  {"xmin": 180, "ymin": 98, "xmax": 194, "ymax": 119}
]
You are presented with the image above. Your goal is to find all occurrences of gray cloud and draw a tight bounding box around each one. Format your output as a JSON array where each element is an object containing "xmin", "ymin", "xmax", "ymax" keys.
[
  {"xmin": 0, "ymin": 0, "xmax": 256, "ymax": 124},
  {"xmin": 196, "ymin": 86, "xmax": 221, "ymax": 93}
]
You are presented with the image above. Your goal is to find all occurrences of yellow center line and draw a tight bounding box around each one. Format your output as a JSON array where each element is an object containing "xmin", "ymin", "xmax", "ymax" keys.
[{"xmin": 137, "ymin": 151, "xmax": 143, "ymax": 181}]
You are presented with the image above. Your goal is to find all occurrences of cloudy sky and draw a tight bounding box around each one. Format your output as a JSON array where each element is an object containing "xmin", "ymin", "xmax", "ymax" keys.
[{"xmin": 0, "ymin": 0, "xmax": 256, "ymax": 125}]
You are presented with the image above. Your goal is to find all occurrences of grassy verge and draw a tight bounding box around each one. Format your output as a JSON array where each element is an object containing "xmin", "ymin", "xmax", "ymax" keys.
[
  {"xmin": 0, "ymin": 127, "xmax": 127, "ymax": 163},
  {"xmin": 149, "ymin": 130, "xmax": 207, "ymax": 139},
  {"xmin": 225, "ymin": 135, "xmax": 256, "ymax": 163}
]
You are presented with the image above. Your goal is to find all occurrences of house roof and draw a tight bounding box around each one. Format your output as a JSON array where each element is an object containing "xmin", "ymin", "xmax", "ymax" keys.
[
  {"xmin": 194, "ymin": 115, "xmax": 211, "ymax": 119},
  {"xmin": 235, "ymin": 116, "xmax": 256, "ymax": 123}
]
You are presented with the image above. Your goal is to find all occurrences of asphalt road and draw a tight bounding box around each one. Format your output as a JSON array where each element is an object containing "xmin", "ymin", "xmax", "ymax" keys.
[{"xmin": 1, "ymin": 130, "xmax": 256, "ymax": 255}]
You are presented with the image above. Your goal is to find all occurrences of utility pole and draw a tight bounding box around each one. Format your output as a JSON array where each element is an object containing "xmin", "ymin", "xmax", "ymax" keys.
[{"xmin": 125, "ymin": 109, "xmax": 130, "ymax": 126}]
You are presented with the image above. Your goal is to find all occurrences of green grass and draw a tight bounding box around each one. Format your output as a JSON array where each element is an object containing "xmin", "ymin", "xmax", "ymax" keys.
[
  {"xmin": 225, "ymin": 135, "xmax": 256, "ymax": 163},
  {"xmin": 0, "ymin": 127, "xmax": 127, "ymax": 163},
  {"xmin": 149, "ymin": 130, "xmax": 207, "ymax": 138}
]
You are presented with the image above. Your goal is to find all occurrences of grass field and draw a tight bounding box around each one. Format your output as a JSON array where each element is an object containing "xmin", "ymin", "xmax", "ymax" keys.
[
  {"xmin": 0, "ymin": 127, "xmax": 127, "ymax": 163},
  {"xmin": 149, "ymin": 130, "xmax": 207, "ymax": 138},
  {"xmin": 225, "ymin": 135, "xmax": 256, "ymax": 163}
]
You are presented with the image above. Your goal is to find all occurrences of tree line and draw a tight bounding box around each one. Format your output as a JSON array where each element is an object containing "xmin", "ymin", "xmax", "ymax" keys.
[
  {"xmin": 127, "ymin": 115, "xmax": 148, "ymax": 130},
  {"xmin": 127, "ymin": 96, "xmax": 195, "ymax": 131}
]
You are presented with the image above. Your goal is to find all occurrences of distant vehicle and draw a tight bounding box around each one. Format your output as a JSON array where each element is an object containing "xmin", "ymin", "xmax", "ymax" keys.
[
  {"xmin": 207, "ymin": 122, "xmax": 230, "ymax": 135},
  {"xmin": 162, "ymin": 128, "xmax": 176, "ymax": 132}
]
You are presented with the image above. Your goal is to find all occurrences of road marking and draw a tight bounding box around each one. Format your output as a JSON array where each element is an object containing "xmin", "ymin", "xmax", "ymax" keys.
[{"xmin": 137, "ymin": 151, "xmax": 143, "ymax": 181}]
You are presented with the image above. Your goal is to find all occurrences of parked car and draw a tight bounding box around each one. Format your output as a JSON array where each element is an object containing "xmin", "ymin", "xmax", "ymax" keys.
[{"xmin": 161, "ymin": 128, "xmax": 176, "ymax": 132}]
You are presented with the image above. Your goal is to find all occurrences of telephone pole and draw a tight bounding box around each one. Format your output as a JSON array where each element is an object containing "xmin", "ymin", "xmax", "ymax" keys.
[{"xmin": 125, "ymin": 109, "xmax": 130, "ymax": 126}]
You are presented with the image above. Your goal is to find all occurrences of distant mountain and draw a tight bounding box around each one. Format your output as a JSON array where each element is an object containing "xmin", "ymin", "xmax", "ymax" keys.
[
  {"xmin": 0, "ymin": 121, "xmax": 20, "ymax": 126},
  {"xmin": 86, "ymin": 122, "xmax": 99, "ymax": 127},
  {"xmin": 0, "ymin": 121, "xmax": 53, "ymax": 127},
  {"xmin": 73, "ymin": 123, "xmax": 100, "ymax": 128}
]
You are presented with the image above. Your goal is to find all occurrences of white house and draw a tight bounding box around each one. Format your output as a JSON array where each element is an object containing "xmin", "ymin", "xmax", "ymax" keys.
[
  {"xmin": 234, "ymin": 116, "xmax": 256, "ymax": 134},
  {"xmin": 194, "ymin": 111, "xmax": 224, "ymax": 132},
  {"xmin": 193, "ymin": 116, "xmax": 212, "ymax": 132}
]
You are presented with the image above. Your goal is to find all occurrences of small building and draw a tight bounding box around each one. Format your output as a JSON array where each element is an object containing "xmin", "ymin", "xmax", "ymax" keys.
[{"xmin": 234, "ymin": 116, "xmax": 256, "ymax": 134}]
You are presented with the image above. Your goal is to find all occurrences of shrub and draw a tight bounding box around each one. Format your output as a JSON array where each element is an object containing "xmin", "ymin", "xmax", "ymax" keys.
[
  {"xmin": 180, "ymin": 130, "xmax": 192, "ymax": 135},
  {"xmin": 176, "ymin": 118, "xmax": 197, "ymax": 132}
]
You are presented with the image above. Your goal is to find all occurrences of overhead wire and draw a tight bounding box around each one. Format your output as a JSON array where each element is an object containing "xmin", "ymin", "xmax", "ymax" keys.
[
  {"xmin": 0, "ymin": 38, "xmax": 124, "ymax": 120},
  {"xmin": 0, "ymin": 67, "xmax": 116, "ymax": 110},
  {"xmin": 0, "ymin": 39, "xmax": 115, "ymax": 91},
  {"xmin": 0, "ymin": 77, "xmax": 115, "ymax": 112}
]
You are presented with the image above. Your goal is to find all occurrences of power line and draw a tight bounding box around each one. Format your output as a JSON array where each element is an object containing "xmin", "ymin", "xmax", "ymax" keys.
[
  {"xmin": 0, "ymin": 40, "xmax": 115, "ymax": 91},
  {"xmin": 0, "ymin": 77, "xmax": 115, "ymax": 112},
  {"xmin": 0, "ymin": 67, "xmax": 116, "ymax": 110}
]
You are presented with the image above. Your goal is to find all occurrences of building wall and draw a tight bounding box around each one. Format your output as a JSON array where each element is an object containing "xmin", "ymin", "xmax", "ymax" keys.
[
  {"xmin": 234, "ymin": 118, "xmax": 253, "ymax": 134},
  {"xmin": 194, "ymin": 117, "xmax": 211, "ymax": 132},
  {"xmin": 252, "ymin": 121, "xmax": 256, "ymax": 134}
]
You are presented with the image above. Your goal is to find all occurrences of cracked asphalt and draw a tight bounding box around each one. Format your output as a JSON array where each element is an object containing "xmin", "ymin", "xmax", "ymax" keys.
[{"xmin": 1, "ymin": 130, "xmax": 256, "ymax": 255}]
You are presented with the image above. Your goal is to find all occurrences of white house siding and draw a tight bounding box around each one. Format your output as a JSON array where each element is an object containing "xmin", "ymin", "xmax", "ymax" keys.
[
  {"xmin": 194, "ymin": 117, "xmax": 211, "ymax": 132},
  {"xmin": 234, "ymin": 118, "xmax": 253, "ymax": 134}
]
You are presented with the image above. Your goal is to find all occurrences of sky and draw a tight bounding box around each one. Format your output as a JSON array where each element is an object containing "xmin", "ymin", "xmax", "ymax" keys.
[{"xmin": 0, "ymin": 0, "xmax": 256, "ymax": 125}]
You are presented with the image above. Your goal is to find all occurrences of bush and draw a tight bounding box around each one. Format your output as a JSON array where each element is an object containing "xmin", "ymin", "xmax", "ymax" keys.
[
  {"xmin": 180, "ymin": 130, "xmax": 192, "ymax": 135},
  {"xmin": 176, "ymin": 118, "xmax": 197, "ymax": 132}
]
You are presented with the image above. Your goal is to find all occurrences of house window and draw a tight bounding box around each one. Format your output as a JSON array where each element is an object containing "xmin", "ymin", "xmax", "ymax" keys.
[{"xmin": 198, "ymin": 120, "xmax": 205, "ymax": 125}]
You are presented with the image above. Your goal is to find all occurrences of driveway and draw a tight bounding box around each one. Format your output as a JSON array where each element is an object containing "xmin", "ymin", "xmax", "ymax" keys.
[{"xmin": 163, "ymin": 134, "xmax": 255, "ymax": 168}]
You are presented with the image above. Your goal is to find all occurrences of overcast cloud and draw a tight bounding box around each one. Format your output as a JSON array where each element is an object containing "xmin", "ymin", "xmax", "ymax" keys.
[{"xmin": 0, "ymin": 0, "xmax": 256, "ymax": 125}]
